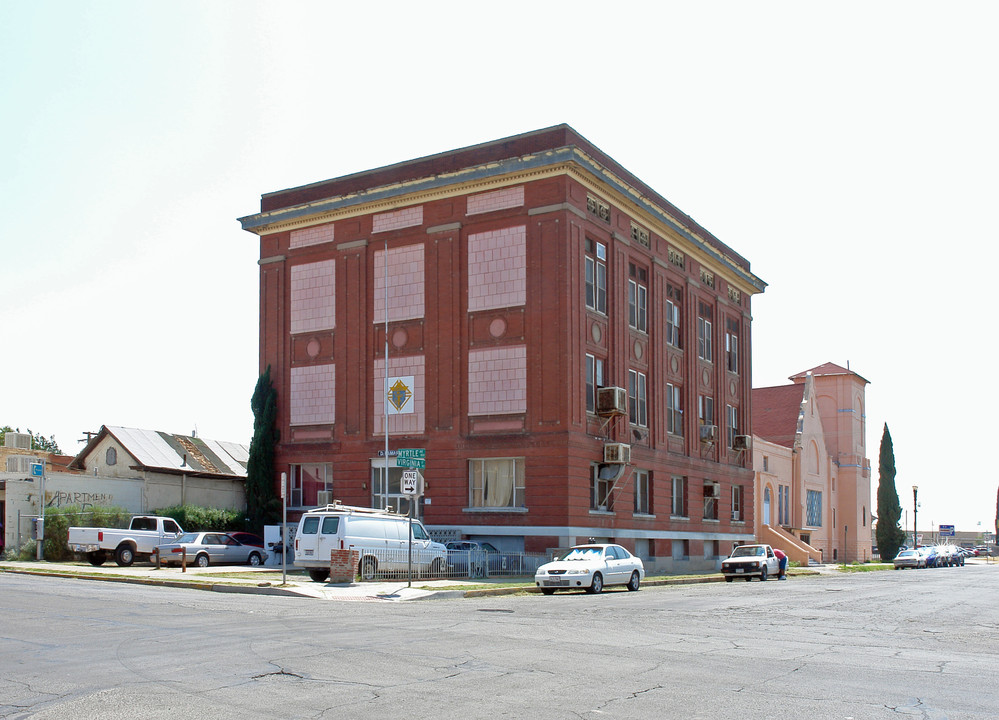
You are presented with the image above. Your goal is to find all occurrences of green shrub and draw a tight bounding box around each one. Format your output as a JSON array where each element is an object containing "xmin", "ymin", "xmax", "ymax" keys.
[
  {"xmin": 152, "ymin": 505, "xmax": 247, "ymax": 533},
  {"xmin": 36, "ymin": 505, "xmax": 133, "ymax": 562}
]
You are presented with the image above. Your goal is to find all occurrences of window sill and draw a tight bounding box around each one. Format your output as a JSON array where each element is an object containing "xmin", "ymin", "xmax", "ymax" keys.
[
  {"xmin": 462, "ymin": 507, "xmax": 528, "ymax": 514},
  {"xmin": 589, "ymin": 509, "xmax": 616, "ymax": 516},
  {"xmin": 633, "ymin": 513, "xmax": 655, "ymax": 519},
  {"xmin": 670, "ymin": 515, "xmax": 689, "ymax": 521},
  {"xmin": 702, "ymin": 518, "xmax": 721, "ymax": 523}
]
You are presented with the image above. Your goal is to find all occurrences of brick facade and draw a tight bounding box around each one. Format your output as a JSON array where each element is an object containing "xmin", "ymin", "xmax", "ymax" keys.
[{"xmin": 240, "ymin": 125, "xmax": 766, "ymax": 572}]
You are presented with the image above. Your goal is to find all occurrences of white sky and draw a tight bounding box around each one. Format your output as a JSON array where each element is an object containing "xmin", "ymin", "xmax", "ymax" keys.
[{"xmin": 2, "ymin": 2, "xmax": 996, "ymax": 533}]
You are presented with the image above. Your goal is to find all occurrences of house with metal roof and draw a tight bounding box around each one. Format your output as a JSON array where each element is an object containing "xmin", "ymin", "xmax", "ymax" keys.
[{"xmin": 67, "ymin": 425, "xmax": 249, "ymax": 511}]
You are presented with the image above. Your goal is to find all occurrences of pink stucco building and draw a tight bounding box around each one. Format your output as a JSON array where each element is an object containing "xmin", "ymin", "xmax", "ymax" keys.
[{"xmin": 752, "ymin": 363, "xmax": 873, "ymax": 563}]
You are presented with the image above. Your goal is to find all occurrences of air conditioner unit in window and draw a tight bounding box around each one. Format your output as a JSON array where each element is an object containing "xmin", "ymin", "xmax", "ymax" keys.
[
  {"xmin": 705, "ymin": 483, "xmax": 721, "ymax": 498},
  {"xmin": 596, "ymin": 387, "xmax": 627, "ymax": 417},
  {"xmin": 603, "ymin": 442, "xmax": 631, "ymax": 464},
  {"xmin": 731, "ymin": 511, "xmax": 741, "ymax": 521},
  {"xmin": 316, "ymin": 491, "xmax": 334, "ymax": 506},
  {"xmin": 733, "ymin": 435, "xmax": 752, "ymax": 452},
  {"xmin": 699, "ymin": 425, "xmax": 717, "ymax": 443}
]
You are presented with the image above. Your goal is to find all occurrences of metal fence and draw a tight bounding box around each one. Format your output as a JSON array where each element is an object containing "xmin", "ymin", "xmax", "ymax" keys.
[{"xmin": 351, "ymin": 548, "xmax": 549, "ymax": 581}]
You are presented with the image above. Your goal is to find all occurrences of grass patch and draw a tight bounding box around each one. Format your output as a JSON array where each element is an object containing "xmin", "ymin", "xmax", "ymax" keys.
[{"xmin": 839, "ymin": 563, "xmax": 893, "ymax": 573}]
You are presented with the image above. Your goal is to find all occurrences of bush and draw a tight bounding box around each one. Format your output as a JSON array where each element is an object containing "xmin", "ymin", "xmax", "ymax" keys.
[
  {"xmin": 152, "ymin": 505, "xmax": 247, "ymax": 533},
  {"xmin": 36, "ymin": 505, "xmax": 133, "ymax": 562}
]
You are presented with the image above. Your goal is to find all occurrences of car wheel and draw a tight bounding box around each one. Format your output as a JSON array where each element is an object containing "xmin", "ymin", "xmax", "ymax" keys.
[
  {"xmin": 627, "ymin": 571, "xmax": 640, "ymax": 592},
  {"xmin": 541, "ymin": 588, "xmax": 556, "ymax": 595},
  {"xmin": 114, "ymin": 545, "xmax": 135, "ymax": 567},
  {"xmin": 196, "ymin": 554, "xmax": 210, "ymax": 568},
  {"xmin": 744, "ymin": 576, "xmax": 752, "ymax": 581},
  {"xmin": 586, "ymin": 572, "xmax": 603, "ymax": 594},
  {"xmin": 248, "ymin": 552, "xmax": 262, "ymax": 567},
  {"xmin": 759, "ymin": 567, "xmax": 768, "ymax": 582},
  {"xmin": 308, "ymin": 568, "xmax": 330, "ymax": 583},
  {"xmin": 360, "ymin": 557, "xmax": 378, "ymax": 581},
  {"xmin": 87, "ymin": 551, "xmax": 107, "ymax": 566},
  {"xmin": 725, "ymin": 577, "xmax": 734, "ymax": 582}
]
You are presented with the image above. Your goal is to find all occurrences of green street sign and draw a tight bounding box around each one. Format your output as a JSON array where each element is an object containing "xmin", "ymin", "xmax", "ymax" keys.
[
  {"xmin": 397, "ymin": 448, "xmax": 426, "ymax": 459},
  {"xmin": 397, "ymin": 457, "xmax": 426, "ymax": 469}
]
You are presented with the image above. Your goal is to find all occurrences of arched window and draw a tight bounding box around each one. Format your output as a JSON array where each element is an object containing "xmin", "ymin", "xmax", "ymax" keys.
[{"xmin": 105, "ymin": 447, "xmax": 117, "ymax": 466}]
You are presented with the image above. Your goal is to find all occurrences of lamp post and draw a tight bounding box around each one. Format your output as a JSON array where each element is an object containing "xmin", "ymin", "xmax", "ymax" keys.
[{"xmin": 912, "ymin": 485, "xmax": 918, "ymax": 549}]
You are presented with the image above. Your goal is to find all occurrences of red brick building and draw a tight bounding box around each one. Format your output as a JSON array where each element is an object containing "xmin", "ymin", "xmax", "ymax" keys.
[{"xmin": 239, "ymin": 125, "xmax": 766, "ymax": 571}]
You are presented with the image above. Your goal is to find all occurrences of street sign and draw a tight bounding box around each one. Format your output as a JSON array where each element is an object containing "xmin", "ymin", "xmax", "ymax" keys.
[
  {"xmin": 31, "ymin": 463, "xmax": 44, "ymax": 477},
  {"xmin": 397, "ymin": 457, "xmax": 426, "ymax": 469},
  {"xmin": 397, "ymin": 448, "xmax": 426, "ymax": 459},
  {"xmin": 402, "ymin": 470, "xmax": 420, "ymax": 495},
  {"xmin": 939, "ymin": 524, "xmax": 955, "ymax": 537}
]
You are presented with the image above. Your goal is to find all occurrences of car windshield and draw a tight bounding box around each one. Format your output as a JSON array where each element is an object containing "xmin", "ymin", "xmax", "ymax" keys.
[
  {"xmin": 560, "ymin": 546, "xmax": 603, "ymax": 561},
  {"xmin": 175, "ymin": 533, "xmax": 200, "ymax": 543},
  {"xmin": 731, "ymin": 546, "xmax": 764, "ymax": 557}
]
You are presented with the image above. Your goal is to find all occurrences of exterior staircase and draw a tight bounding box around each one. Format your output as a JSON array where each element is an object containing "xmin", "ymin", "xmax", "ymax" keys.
[{"xmin": 760, "ymin": 524, "xmax": 821, "ymax": 566}]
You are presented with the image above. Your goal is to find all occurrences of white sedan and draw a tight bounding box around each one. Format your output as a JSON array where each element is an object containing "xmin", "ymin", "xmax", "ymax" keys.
[{"xmin": 535, "ymin": 544, "xmax": 644, "ymax": 594}]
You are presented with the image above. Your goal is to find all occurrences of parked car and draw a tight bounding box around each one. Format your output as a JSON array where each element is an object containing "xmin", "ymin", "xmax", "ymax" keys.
[
  {"xmin": 445, "ymin": 541, "xmax": 521, "ymax": 577},
  {"xmin": 534, "ymin": 544, "xmax": 644, "ymax": 594},
  {"xmin": 228, "ymin": 532, "xmax": 265, "ymax": 548},
  {"xmin": 892, "ymin": 549, "xmax": 924, "ymax": 569},
  {"xmin": 720, "ymin": 544, "xmax": 780, "ymax": 582},
  {"xmin": 918, "ymin": 546, "xmax": 939, "ymax": 568},
  {"xmin": 155, "ymin": 532, "xmax": 267, "ymax": 568}
]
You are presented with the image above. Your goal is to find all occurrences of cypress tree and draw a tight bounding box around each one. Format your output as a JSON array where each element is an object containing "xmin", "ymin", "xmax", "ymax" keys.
[
  {"xmin": 246, "ymin": 366, "xmax": 281, "ymax": 533},
  {"xmin": 875, "ymin": 424, "xmax": 907, "ymax": 560}
]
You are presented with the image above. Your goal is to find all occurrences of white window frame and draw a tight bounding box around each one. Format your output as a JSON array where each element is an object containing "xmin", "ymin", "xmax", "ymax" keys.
[
  {"xmin": 629, "ymin": 369, "xmax": 648, "ymax": 427},
  {"xmin": 667, "ymin": 383, "xmax": 683, "ymax": 436},
  {"xmin": 585, "ymin": 353, "xmax": 604, "ymax": 414},
  {"xmin": 629, "ymin": 279, "xmax": 647, "ymax": 332},
  {"xmin": 469, "ymin": 457, "xmax": 526, "ymax": 509},
  {"xmin": 697, "ymin": 316, "xmax": 713, "ymax": 362},
  {"xmin": 726, "ymin": 331, "xmax": 739, "ymax": 374},
  {"xmin": 727, "ymin": 404, "xmax": 739, "ymax": 449},
  {"xmin": 634, "ymin": 469, "xmax": 651, "ymax": 515},
  {"xmin": 731, "ymin": 485, "xmax": 743, "ymax": 521},
  {"xmin": 591, "ymin": 464, "xmax": 614, "ymax": 512},
  {"xmin": 585, "ymin": 241, "xmax": 607, "ymax": 314},
  {"xmin": 666, "ymin": 299, "xmax": 681, "ymax": 348},
  {"xmin": 671, "ymin": 475, "xmax": 688, "ymax": 517}
]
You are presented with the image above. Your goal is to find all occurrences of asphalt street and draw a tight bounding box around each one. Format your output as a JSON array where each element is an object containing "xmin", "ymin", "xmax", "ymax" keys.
[{"xmin": 1, "ymin": 563, "xmax": 996, "ymax": 719}]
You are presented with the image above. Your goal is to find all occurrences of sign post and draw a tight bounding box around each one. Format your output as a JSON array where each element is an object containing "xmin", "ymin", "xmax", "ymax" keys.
[
  {"xmin": 401, "ymin": 463, "xmax": 423, "ymax": 587},
  {"xmin": 31, "ymin": 462, "xmax": 45, "ymax": 560},
  {"xmin": 281, "ymin": 471, "xmax": 287, "ymax": 586}
]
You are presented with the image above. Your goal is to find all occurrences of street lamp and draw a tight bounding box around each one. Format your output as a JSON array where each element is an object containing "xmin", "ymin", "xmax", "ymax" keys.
[{"xmin": 912, "ymin": 485, "xmax": 918, "ymax": 549}]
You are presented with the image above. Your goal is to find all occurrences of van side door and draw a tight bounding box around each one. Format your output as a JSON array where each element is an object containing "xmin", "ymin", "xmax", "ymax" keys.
[{"xmin": 316, "ymin": 515, "xmax": 341, "ymax": 563}]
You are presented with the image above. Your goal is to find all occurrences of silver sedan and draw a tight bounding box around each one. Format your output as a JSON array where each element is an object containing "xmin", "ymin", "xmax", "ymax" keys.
[
  {"xmin": 155, "ymin": 532, "xmax": 267, "ymax": 568},
  {"xmin": 534, "ymin": 544, "xmax": 644, "ymax": 594}
]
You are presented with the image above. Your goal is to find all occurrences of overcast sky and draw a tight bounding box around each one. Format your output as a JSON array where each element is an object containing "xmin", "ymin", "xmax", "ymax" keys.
[{"xmin": 2, "ymin": 2, "xmax": 996, "ymax": 533}]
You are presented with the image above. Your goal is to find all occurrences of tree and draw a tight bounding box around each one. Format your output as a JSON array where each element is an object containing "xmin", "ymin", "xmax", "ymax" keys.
[
  {"xmin": 875, "ymin": 424, "xmax": 907, "ymax": 561},
  {"xmin": 0, "ymin": 426, "xmax": 62, "ymax": 454},
  {"xmin": 246, "ymin": 366, "xmax": 281, "ymax": 533}
]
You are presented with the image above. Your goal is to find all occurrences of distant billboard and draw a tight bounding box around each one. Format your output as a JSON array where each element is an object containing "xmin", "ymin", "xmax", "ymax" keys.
[{"xmin": 939, "ymin": 524, "xmax": 955, "ymax": 537}]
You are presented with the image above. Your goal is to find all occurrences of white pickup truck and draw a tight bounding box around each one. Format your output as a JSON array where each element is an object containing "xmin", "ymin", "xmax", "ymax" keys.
[
  {"xmin": 720, "ymin": 543, "xmax": 781, "ymax": 581},
  {"xmin": 68, "ymin": 516, "xmax": 184, "ymax": 567}
]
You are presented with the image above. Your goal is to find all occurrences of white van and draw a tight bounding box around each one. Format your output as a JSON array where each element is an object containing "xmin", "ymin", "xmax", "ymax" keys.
[{"xmin": 294, "ymin": 502, "xmax": 448, "ymax": 582}]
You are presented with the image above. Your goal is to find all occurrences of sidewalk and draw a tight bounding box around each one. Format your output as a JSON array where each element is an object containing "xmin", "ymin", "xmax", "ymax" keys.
[{"xmin": 0, "ymin": 559, "xmax": 825, "ymax": 602}]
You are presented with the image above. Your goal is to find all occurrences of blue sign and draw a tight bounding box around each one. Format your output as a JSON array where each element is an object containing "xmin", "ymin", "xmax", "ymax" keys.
[
  {"xmin": 30, "ymin": 463, "xmax": 44, "ymax": 477},
  {"xmin": 939, "ymin": 524, "xmax": 955, "ymax": 537}
]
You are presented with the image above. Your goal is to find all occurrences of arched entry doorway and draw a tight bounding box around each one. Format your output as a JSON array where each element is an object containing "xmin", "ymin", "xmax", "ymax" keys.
[{"xmin": 763, "ymin": 487, "xmax": 772, "ymax": 525}]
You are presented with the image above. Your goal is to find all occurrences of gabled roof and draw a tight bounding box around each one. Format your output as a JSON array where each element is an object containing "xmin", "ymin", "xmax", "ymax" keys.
[
  {"xmin": 752, "ymin": 384, "xmax": 805, "ymax": 448},
  {"xmin": 69, "ymin": 425, "xmax": 249, "ymax": 478},
  {"xmin": 789, "ymin": 362, "xmax": 870, "ymax": 385}
]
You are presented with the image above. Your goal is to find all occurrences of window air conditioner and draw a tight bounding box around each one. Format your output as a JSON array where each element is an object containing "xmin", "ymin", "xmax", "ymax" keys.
[
  {"xmin": 603, "ymin": 443, "xmax": 631, "ymax": 464},
  {"xmin": 699, "ymin": 425, "xmax": 717, "ymax": 443},
  {"xmin": 706, "ymin": 483, "xmax": 721, "ymax": 498},
  {"xmin": 733, "ymin": 435, "xmax": 752, "ymax": 452},
  {"xmin": 731, "ymin": 511, "xmax": 741, "ymax": 521},
  {"xmin": 596, "ymin": 387, "xmax": 627, "ymax": 417},
  {"xmin": 316, "ymin": 491, "xmax": 334, "ymax": 506}
]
